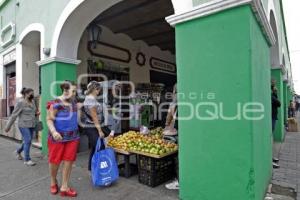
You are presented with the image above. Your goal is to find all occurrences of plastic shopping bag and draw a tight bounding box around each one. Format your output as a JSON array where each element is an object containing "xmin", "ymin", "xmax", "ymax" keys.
[{"xmin": 91, "ymin": 139, "xmax": 119, "ymax": 187}]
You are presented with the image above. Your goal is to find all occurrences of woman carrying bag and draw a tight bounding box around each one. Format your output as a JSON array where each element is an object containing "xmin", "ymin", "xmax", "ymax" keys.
[
  {"xmin": 5, "ymin": 87, "xmax": 39, "ymax": 166},
  {"xmin": 82, "ymin": 81, "xmax": 113, "ymax": 172}
]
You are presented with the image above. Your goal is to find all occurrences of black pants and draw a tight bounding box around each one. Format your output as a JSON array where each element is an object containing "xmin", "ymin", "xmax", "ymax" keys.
[
  {"xmin": 163, "ymin": 135, "xmax": 179, "ymax": 180},
  {"xmin": 83, "ymin": 127, "xmax": 99, "ymax": 171}
]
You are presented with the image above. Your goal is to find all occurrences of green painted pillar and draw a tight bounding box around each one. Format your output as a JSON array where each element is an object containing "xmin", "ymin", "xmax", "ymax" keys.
[
  {"xmin": 40, "ymin": 61, "xmax": 77, "ymax": 154},
  {"xmin": 283, "ymin": 81, "xmax": 288, "ymax": 123},
  {"xmin": 175, "ymin": 5, "xmax": 271, "ymax": 200},
  {"xmin": 271, "ymin": 69, "xmax": 284, "ymax": 141},
  {"xmin": 288, "ymin": 86, "xmax": 293, "ymax": 102}
]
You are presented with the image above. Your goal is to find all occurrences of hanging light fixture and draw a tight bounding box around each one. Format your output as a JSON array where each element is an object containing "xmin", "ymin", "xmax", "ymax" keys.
[{"xmin": 88, "ymin": 23, "xmax": 102, "ymax": 49}]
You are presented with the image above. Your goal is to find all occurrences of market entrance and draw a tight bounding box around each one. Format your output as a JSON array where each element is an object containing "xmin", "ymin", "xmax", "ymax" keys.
[
  {"xmin": 41, "ymin": 0, "xmax": 179, "ymax": 191},
  {"xmin": 75, "ymin": 0, "xmax": 178, "ymax": 187},
  {"xmin": 76, "ymin": 0, "xmax": 176, "ymax": 132}
]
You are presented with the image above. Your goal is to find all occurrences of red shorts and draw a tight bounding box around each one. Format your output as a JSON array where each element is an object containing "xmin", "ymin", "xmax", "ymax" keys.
[{"xmin": 48, "ymin": 139, "xmax": 79, "ymax": 164}]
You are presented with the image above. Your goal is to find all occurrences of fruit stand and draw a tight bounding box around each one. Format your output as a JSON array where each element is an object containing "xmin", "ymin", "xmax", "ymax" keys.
[
  {"xmin": 108, "ymin": 128, "xmax": 178, "ymax": 187},
  {"xmin": 113, "ymin": 149, "xmax": 137, "ymax": 178}
]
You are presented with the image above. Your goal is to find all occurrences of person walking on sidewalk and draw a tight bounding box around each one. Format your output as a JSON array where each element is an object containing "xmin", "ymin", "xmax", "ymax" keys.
[
  {"xmin": 5, "ymin": 87, "xmax": 39, "ymax": 166},
  {"xmin": 81, "ymin": 81, "xmax": 112, "ymax": 172},
  {"xmin": 288, "ymin": 100, "xmax": 296, "ymax": 118},
  {"xmin": 46, "ymin": 80, "xmax": 80, "ymax": 197},
  {"xmin": 272, "ymin": 86, "xmax": 281, "ymax": 169}
]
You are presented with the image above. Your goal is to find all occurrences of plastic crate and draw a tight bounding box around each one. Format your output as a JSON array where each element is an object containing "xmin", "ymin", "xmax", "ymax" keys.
[{"xmin": 137, "ymin": 154, "xmax": 176, "ymax": 187}]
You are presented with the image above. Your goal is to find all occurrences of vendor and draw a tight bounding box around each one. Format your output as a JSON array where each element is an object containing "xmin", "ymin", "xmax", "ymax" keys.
[
  {"xmin": 164, "ymin": 84, "xmax": 178, "ymax": 137},
  {"xmin": 164, "ymin": 84, "xmax": 179, "ymax": 190}
]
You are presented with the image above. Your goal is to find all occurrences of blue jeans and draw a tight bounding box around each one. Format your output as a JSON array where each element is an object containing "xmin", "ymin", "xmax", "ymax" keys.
[{"xmin": 17, "ymin": 128, "xmax": 35, "ymax": 161}]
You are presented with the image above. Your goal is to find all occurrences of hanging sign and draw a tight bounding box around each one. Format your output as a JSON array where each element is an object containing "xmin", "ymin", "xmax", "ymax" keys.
[
  {"xmin": 150, "ymin": 57, "xmax": 176, "ymax": 73},
  {"xmin": 88, "ymin": 41, "xmax": 131, "ymax": 63}
]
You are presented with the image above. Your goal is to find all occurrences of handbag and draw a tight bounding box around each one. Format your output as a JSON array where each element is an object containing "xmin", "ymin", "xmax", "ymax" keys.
[
  {"xmin": 101, "ymin": 126, "xmax": 111, "ymax": 137},
  {"xmin": 91, "ymin": 138, "xmax": 119, "ymax": 187},
  {"xmin": 81, "ymin": 106, "xmax": 111, "ymax": 137},
  {"xmin": 35, "ymin": 120, "xmax": 44, "ymax": 132}
]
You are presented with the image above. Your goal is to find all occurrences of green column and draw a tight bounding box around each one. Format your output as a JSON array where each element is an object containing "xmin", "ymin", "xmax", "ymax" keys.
[
  {"xmin": 40, "ymin": 61, "xmax": 77, "ymax": 154},
  {"xmin": 271, "ymin": 69, "xmax": 284, "ymax": 141},
  {"xmin": 175, "ymin": 5, "xmax": 271, "ymax": 200},
  {"xmin": 288, "ymin": 86, "xmax": 293, "ymax": 102},
  {"xmin": 283, "ymin": 81, "xmax": 288, "ymax": 122}
]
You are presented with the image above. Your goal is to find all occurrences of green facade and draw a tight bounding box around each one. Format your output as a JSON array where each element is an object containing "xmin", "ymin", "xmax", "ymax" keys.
[
  {"xmin": 271, "ymin": 69, "xmax": 284, "ymax": 141},
  {"xmin": 40, "ymin": 61, "xmax": 77, "ymax": 154},
  {"xmin": 0, "ymin": 0, "xmax": 70, "ymax": 53},
  {"xmin": 175, "ymin": 5, "xmax": 271, "ymax": 200},
  {"xmin": 287, "ymin": 86, "xmax": 293, "ymax": 103}
]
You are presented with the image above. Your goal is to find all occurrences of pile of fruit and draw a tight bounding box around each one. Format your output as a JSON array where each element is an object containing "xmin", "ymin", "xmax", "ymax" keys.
[
  {"xmin": 107, "ymin": 131, "xmax": 142, "ymax": 151},
  {"xmin": 108, "ymin": 130, "xmax": 177, "ymax": 156},
  {"xmin": 149, "ymin": 127, "xmax": 163, "ymax": 137}
]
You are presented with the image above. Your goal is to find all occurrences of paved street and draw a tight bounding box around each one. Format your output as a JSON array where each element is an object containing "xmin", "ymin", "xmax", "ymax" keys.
[
  {"xmin": 1, "ymin": 116, "xmax": 300, "ymax": 200},
  {"xmin": 271, "ymin": 114, "xmax": 300, "ymax": 200},
  {"xmin": 0, "ymin": 137, "xmax": 178, "ymax": 200}
]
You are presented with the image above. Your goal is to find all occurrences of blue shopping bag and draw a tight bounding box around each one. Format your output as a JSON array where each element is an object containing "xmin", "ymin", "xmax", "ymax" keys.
[{"xmin": 91, "ymin": 138, "xmax": 119, "ymax": 187}]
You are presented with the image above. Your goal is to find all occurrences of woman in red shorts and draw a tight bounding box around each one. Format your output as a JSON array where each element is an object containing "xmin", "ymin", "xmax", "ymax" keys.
[{"xmin": 46, "ymin": 80, "xmax": 80, "ymax": 197}]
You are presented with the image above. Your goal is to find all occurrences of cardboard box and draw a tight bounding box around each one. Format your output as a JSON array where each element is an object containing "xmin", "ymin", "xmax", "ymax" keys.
[{"xmin": 288, "ymin": 118, "xmax": 298, "ymax": 132}]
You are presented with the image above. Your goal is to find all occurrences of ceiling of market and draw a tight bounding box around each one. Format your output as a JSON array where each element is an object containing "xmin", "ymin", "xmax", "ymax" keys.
[{"xmin": 93, "ymin": 0, "xmax": 175, "ymax": 54}]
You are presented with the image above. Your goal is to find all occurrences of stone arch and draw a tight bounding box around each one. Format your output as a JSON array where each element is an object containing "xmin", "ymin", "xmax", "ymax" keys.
[
  {"xmin": 16, "ymin": 23, "xmax": 44, "ymax": 96},
  {"xmin": 50, "ymin": 0, "xmax": 191, "ymax": 60},
  {"xmin": 269, "ymin": 10, "xmax": 280, "ymax": 67}
]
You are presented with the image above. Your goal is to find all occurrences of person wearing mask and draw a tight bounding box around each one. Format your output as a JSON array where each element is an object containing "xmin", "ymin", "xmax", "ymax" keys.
[
  {"xmin": 47, "ymin": 81, "xmax": 80, "ymax": 197},
  {"xmin": 271, "ymin": 86, "xmax": 281, "ymax": 169},
  {"xmin": 5, "ymin": 87, "xmax": 39, "ymax": 166},
  {"xmin": 82, "ymin": 81, "xmax": 112, "ymax": 172}
]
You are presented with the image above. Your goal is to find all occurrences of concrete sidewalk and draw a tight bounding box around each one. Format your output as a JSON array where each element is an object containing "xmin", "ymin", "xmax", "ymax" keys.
[
  {"xmin": 0, "ymin": 137, "xmax": 178, "ymax": 200},
  {"xmin": 271, "ymin": 114, "xmax": 300, "ymax": 200},
  {"xmin": 3, "ymin": 118, "xmax": 300, "ymax": 200}
]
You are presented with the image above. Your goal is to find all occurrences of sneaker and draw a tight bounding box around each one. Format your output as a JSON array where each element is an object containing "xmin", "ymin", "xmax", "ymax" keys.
[
  {"xmin": 273, "ymin": 158, "xmax": 279, "ymax": 163},
  {"xmin": 15, "ymin": 151, "xmax": 23, "ymax": 160},
  {"xmin": 272, "ymin": 162, "xmax": 280, "ymax": 169},
  {"xmin": 165, "ymin": 180, "xmax": 179, "ymax": 190},
  {"xmin": 265, "ymin": 196, "xmax": 273, "ymax": 200},
  {"xmin": 24, "ymin": 160, "xmax": 36, "ymax": 166}
]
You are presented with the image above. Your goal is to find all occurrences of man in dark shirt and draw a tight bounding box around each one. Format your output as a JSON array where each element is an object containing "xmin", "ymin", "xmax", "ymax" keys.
[{"xmin": 271, "ymin": 86, "xmax": 281, "ymax": 169}]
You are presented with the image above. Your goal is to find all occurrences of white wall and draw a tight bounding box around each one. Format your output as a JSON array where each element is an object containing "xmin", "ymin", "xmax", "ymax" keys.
[
  {"xmin": 0, "ymin": 59, "xmax": 5, "ymax": 99},
  {"xmin": 21, "ymin": 45, "xmax": 40, "ymax": 95},
  {"xmin": 77, "ymin": 26, "xmax": 176, "ymax": 84},
  {"xmin": 0, "ymin": 46, "xmax": 16, "ymax": 99}
]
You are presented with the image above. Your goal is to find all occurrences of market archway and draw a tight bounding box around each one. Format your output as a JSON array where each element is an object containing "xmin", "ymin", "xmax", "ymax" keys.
[
  {"xmin": 269, "ymin": 10, "xmax": 280, "ymax": 67},
  {"xmin": 17, "ymin": 24, "xmax": 43, "ymax": 145},
  {"xmin": 41, "ymin": 0, "xmax": 179, "ymax": 190},
  {"xmin": 50, "ymin": 0, "xmax": 192, "ymax": 60}
]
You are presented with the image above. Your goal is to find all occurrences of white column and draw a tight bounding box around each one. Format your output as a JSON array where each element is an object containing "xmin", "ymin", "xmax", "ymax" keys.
[
  {"xmin": 16, "ymin": 44, "xmax": 23, "ymax": 98},
  {"xmin": 0, "ymin": 55, "xmax": 4, "ymax": 99}
]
